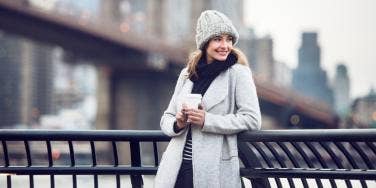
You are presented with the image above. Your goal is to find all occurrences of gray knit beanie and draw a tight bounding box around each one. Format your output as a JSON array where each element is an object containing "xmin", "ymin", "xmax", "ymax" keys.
[{"xmin": 195, "ymin": 10, "xmax": 239, "ymax": 50}]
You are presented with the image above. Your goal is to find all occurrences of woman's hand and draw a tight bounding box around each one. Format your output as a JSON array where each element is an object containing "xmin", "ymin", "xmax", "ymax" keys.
[
  {"xmin": 175, "ymin": 104, "xmax": 188, "ymax": 129},
  {"xmin": 184, "ymin": 104, "xmax": 205, "ymax": 128}
]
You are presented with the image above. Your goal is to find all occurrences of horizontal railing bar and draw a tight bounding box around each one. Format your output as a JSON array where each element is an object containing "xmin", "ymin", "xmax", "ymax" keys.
[
  {"xmin": 0, "ymin": 166, "xmax": 158, "ymax": 175},
  {"xmin": 240, "ymin": 168, "xmax": 376, "ymax": 179},
  {"xmin": 1, "ymin": 129, "xmax": 376, "ymax": 142},
  {"xmin": 0, "ymin": 130, "xmax": 170, "ymax": 141},
  {"xmin": 238, "ymin": 129, "xmax": 376, "ymax": 142}
]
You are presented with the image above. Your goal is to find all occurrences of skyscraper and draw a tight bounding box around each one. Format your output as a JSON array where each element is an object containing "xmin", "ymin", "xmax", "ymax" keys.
[
  {"xmin": 292, "ymin": 32, "xmax": 334, "ymax": 106},
  {"xmin": 252, "ymin": 35, "xmax": 275, "ymax": 82},
  {"xmin": 0, "ymin": 34, "xmax": 22, "ymax": 127},
  {"xmin": 32, "ymin": 43, "xmax": 54, "ymax": 117},
  {"xmin": 333, "ymin": 64, "xmax": 350, "ymax": 117},
  {"xmin": 0, "ymin": 32, "xmax": 53, "ymax": 127}
]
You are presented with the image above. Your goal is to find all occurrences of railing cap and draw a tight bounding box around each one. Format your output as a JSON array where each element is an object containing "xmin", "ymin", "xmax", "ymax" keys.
[
  {"xmin": 0, "ymin": 129, "xmax": 170, "ymax": 141},
  {"xmin": 238, "ymin": 129, "xmax": 376, "ymax": 142}
]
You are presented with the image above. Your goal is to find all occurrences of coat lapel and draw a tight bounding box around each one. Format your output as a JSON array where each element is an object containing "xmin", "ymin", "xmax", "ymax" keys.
[
  {"xmin": 179, "ymin": 69, "xmax": 229, "ymax": 112},
  {"xmin": 202, "ymin": 69, "xmax": 229, "ymax": 111},
  {"xmin": 180, "ymin": 78, "xmax": 193, "ymax": 96}
]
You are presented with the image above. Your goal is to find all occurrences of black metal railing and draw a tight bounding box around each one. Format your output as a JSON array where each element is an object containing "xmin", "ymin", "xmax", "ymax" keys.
[
  {"xmin": 238, "ymin": 129, "xmax": 376, "ymax": 188},
  {"xmin": 1, "ymin": 129, "xmax": 376, "ymax": 188},
  {"xmin": 0, "ymin": 130, "xmax": 170, "ymax": 188}
]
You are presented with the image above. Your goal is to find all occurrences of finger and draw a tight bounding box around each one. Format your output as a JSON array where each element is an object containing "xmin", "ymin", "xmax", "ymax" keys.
[
  {"xmin": 188, "ymin": 116, "xmax": 201, "ymax": 121},
  {"xmin": 186, "ymin": 111, "xmax": 198, "ymax": 118},
  {"xmin": 186, "ymin": 110, "xmax": 204, "ymax": 117},
  {"xmin": 176, "ymin": 116, "xmax": 184, "ymax": 122},
  {"xmin": 176, "ymin": 112, "xmax": 183, "ymax": 118},
  {"xmin": 188, "ymin": 116, "xmax": 202, "ymax": 122},
  {"xmin": 189, "ymin": 119, "xmax": 203, "ymax": 127},
  {"xmin": 198, "ymin": 103, "xmax": 204, "ymax": 110},
  {"xmin": 177, "ymin": 114, "xmax": 186, "ymax": 122}
]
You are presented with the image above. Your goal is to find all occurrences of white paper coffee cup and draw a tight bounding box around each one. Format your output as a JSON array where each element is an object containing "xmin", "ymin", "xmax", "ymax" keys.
[
  {"xmin": 183, "ymin": 94, "xmax": 202, "ymax": 109},
  {"xmin": 177, "ymin": 94, "xmax": 202, "ymax": 112}
]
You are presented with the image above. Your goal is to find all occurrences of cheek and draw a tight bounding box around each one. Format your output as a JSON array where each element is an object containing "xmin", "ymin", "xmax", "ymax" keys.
[
  {"xmin": 209, "ymin": 42, "xmax": 220, "ymax": 48},
  {"xmin": 207, "ymin": 47, "xmax": 217, "ymax": 54},
  {"xmin": 227, "ymin": 42, "xmax": 233, "ymax": 48}
]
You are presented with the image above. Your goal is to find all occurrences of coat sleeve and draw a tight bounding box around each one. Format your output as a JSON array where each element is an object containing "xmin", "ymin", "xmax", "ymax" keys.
[
  {"xmin": 160, "ymin": 68, "xmax": 188, "ymax": 137},
  {"xmin": 201, "ymin": 65, "xmax": 262, "ymax": 134}
]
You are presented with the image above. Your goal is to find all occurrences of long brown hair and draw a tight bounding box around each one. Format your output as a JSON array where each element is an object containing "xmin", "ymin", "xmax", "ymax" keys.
[{"xmin": 186, "ymin": 48, "xmax": 249, "ymax": 79}]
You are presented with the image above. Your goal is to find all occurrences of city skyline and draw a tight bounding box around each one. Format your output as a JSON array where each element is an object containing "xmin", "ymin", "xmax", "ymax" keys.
[{"xmin": 245, "ymin": 0, "xmax": 376, "ymax": 99}]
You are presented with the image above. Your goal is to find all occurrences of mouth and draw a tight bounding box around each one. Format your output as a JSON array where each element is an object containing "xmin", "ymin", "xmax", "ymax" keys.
[{"xmin": 217, "ymin": 51, "xmax": 228, "ymax": 56}]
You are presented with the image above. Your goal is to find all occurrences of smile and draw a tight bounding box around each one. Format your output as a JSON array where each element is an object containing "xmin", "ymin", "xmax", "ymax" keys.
[{"xmin": 217, "ymin": 51, "xmax": 228, "ymax": 55}]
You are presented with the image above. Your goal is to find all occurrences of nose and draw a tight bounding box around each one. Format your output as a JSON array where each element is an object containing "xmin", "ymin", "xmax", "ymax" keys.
[{"xmin": 219, "ymin": 39, "xmax": 228, "ymax": 48}]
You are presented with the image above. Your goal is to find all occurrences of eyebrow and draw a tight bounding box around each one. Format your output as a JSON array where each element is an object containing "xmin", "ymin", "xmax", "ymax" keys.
[{"xmin": 212, "ymin": 34, "xmax": 233, "ymax": 40}]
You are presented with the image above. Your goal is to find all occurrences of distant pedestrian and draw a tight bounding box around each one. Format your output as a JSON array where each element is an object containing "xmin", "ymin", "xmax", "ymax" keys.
[{"xmin": 154, "ymin": 10, "xmax": 262, "ymax": 188}]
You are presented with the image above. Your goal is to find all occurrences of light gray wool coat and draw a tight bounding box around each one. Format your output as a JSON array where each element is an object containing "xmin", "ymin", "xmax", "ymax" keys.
[{"xmin": 154, "ymin": 63, "xmax": 261, "ymax": 188}]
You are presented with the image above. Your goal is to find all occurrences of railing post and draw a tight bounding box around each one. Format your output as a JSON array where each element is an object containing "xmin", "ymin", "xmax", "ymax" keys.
[{"xmin": 130, "ymin": 141, "xmax": 143, "ymax": 188}]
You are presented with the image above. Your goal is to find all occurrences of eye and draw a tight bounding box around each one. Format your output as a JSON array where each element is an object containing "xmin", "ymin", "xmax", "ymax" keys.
[
  {"xmin": 227, "ymin": 36, "xmax": 233, "ymax": 42},
  {"xmin": 213, "ymin": 36, "xmax": 221, "ymax": 41}
]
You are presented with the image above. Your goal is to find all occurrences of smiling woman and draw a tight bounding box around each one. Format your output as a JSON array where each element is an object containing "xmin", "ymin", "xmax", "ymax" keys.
[{"xmin": 154, "ymin": 10, "xmax": 262, "ymax": 188}]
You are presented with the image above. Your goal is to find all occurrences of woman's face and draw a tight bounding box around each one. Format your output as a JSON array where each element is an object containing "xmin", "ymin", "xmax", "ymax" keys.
[{"xmin": 205, "ymin": 34, "xmax": 233, "ymax": 64}]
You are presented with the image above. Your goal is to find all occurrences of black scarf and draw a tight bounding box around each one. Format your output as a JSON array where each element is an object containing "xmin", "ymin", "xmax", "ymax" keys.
[{"xmin": 190, "ymin": 52, "xmax": 237, "ymax": 95}]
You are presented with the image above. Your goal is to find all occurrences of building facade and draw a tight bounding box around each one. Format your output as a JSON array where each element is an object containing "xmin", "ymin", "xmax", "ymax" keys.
[
  {"xmin": 0, "ymin": 34, "xmax": 23, "ymax": 127},
  {"xmin": 333, "ymin": 63, "xmax": 350, "ymax": 117},
  {"xmin": 292, "ymin": 32, "xmax": 334, "ymax": 106},
  {"xmin": 0, "ymin": 32, "xmax": 54, "ymax": 127},
  {"xmin": 349, "ymin": 89, "xmax": 376, "ymax": 128},
  {"xmin": 251, "ymin": 35, "xmax": 275, "ymax": 82}
]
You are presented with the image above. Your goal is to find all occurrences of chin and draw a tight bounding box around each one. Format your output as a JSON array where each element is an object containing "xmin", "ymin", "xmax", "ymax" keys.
[{"xmin": 216, "ymin": 55, "xmax": 228, "ymax": 61}]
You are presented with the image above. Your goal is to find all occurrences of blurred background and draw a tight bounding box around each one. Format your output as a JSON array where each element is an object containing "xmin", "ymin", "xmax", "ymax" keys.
[{"xmin": 0, "ymin": 0, "xmax": 375, "ymax": 131}]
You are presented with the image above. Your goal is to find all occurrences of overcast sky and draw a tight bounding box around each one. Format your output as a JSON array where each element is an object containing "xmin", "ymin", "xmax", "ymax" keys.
[{"xmin": 244, "ymin": 0, "xmax": 376, "ymax": 99}]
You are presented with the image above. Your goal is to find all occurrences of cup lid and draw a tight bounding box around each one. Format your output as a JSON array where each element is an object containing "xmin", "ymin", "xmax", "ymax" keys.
[{"xmin": 186, "ymin": 94, "xmax": 202, "ymax": 99}]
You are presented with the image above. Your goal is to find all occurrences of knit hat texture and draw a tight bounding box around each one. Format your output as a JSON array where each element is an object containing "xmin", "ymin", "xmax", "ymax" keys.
[{"xmin": 195, "ymin": 10, "xmax": 239, "ymax": 50}]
